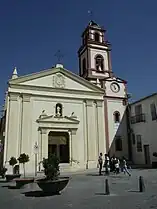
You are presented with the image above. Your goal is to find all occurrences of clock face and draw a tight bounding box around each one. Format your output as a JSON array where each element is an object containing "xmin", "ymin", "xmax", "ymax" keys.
[{"xmin": 110, "ymin": 82, "xmax": 120, "ymax": 93}]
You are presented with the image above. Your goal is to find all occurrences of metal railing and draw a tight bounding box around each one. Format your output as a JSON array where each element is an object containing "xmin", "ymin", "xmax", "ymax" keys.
[{"xmin": 131, "ymin": 114, "xmax": 146, "ymax": 124}]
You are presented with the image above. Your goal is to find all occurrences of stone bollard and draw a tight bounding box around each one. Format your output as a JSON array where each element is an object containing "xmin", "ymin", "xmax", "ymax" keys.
[
  {"xmin": 139, "ymin": 176, "xmax": 145, "ymax": 192},
  {"xmin": 105, "ymin": 179, "xmax": 110, "ymax": 195}
]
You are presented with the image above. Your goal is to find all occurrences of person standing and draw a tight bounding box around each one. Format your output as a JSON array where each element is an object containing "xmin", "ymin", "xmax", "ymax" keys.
[
  {"xmin": 122, "ymin": 157, "xmax": 131, "ymax": 176},
  {"xmin": 98, "ymin": 153, "xmax": 103, "ymax": 175},
  {"xmin": 111, "ymin": 155, "xmax": 117, "ymax": 173},
  {"xmin": 115, "ymin": 158, "xmax": 120, "ymax": 174},
  {"xmin": 104, "ymin": 154, "xmax": 110, "ymax": 175}
]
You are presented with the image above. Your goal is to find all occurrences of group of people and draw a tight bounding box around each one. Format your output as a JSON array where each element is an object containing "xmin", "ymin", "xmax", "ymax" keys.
[{"xmin": 98, "ymin": 153, "xmax": 131, "ymax": 176}]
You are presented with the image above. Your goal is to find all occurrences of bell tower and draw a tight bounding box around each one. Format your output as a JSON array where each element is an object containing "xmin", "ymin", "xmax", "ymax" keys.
[{"xmin": 78, "ymin": 20, "xmax": 113, "ymax": 87}]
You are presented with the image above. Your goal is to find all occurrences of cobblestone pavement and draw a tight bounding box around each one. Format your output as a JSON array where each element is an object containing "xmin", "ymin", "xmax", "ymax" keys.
[{"xmin": 0, "ymin": 169, "xmax": 157, "ymax": 209}]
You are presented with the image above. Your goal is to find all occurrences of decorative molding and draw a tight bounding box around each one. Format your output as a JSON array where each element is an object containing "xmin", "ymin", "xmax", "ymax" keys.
[
  {"xmin": 10, "ymin": 84, "xmax": 104, "ymax": 96},
  {"xmin": 9, "ymin": 93, "xmax": 19, "ymax": 101},
  {"xmin": 40, "ymin": 129, "xmax": 47, "ymax": 134},
  {"xmin": 52, "ymin": 73, "xmax": 65, "ymax": 88},
  {"xmin": 71, "ymin": 129, "xmax": 77, "ymax": 135},
  {"xmin": 22, "ymin": 94, "xmax": 31, "ymax": 102},
  {"xmin": 86, "ymin": 100, "xmax": 93, "ymax": 107},
  {"xmin": 96, "ymin": 101, "xmax": 103, "ymax": 107}
]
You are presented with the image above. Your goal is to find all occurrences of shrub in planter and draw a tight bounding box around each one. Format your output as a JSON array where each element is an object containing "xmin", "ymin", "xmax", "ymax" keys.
[
  {"xmin": 17, "ymin": 153, "xmax": 29, "ymax": 178},
  {"xmin": 15, "ymin": 153, "xmax": 34, "ymax": 188},
  {"xmin": 43, "ymin": 154, "xmax": 60, "ymax": 180},
  {"xmin": 36, "ymin": 154, "xmax": 69, "ymax": 194},
  {"xmin": 5, "ymin": 157, "xmax": 21, "ymax": 181},
  {"xmin": 9, "ymin": 157, "xmax": 17, "ymax": 173},
  {"xmin": 0, "ymin": 167, "xmax": 7, "ymax": 178}
]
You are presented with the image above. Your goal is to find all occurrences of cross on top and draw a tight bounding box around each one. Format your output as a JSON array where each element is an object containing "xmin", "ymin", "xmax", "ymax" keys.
[
  {"xmin": 88, "ymin": 10, "xmax": 94, "ymax": 20},
  {"xmin": 54, "ymin": 50, "xmax": 64, "ymax": 63}
]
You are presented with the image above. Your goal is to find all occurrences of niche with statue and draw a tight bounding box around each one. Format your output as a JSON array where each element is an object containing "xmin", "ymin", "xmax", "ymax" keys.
[{"xmin": 55, "ymin": 103, "xmax": 63, "ymax": 117}]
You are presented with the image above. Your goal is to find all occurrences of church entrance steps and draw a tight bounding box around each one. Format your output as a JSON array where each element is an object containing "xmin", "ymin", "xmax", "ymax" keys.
[{"xmin": 36, "ymin": 167, "xmax": 98, "ymax": 177}]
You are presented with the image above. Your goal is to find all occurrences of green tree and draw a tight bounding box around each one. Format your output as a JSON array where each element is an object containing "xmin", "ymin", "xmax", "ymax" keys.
[{"xmin": 18, "ymin": 153, "xmax": 29, "ymax": 178}]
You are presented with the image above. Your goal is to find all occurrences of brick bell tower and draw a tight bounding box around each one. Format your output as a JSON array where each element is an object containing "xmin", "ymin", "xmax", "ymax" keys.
[{"xmin": 78, "ymin": 20, "xmax": 113, "ymax": 88}]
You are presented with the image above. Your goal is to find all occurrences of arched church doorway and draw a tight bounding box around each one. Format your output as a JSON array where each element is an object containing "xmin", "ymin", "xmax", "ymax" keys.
[{"xmin": 48, "ymin": 132, "xmax": 69, "ymax": 163}]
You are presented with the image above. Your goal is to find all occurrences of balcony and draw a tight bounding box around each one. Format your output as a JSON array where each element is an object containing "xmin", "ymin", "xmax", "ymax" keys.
[{"xmin": 131, "ymin": 114, "xmax": 146, "ymax": 124}]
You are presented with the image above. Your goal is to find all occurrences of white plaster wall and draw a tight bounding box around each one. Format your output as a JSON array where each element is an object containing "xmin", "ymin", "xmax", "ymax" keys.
[
  {"xmin": 107, "ymin": 99, "xmax": 128, "ymax": 158},
  {"xmin": 89, "ymin": 48, "xmax": 109, "ymax": 71},
  {"xmin": 131, "ymin": 95, "xmax": 157, "ymax": 165}
]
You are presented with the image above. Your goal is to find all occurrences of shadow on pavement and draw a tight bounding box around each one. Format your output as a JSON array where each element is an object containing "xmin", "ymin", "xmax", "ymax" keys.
[
  {"xmin": 128, "ymin": 190, "xmax": 140, "ymax": 193},
  {"xmin": 86, "ymin": 174, "xmax": 101, "ymax": 176},
  {"xmin": 0, "ymin": 180, "xmax": 8, "ymax": 183},
  {"xmin": 2, "ymin": 185, "xmax": 17, "ymax": 189},
  {"xmin": 22, "ymin": 190, "xmax": 61, "ymax": 197},
  {"xmin": 95, "ymin": 192, "xmax": 108, "ymax": 195}
]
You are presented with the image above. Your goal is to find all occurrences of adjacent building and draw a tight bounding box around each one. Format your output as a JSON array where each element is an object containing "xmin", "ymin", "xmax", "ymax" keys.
[{"xmin": 130, "ymin": 93, "xmax": 157, "ymax": 167}]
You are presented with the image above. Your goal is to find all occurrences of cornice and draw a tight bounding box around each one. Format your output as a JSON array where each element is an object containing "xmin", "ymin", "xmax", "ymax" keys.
[{"xmin": 9, "ymin": 84, "xmax": 105, "ymax": 97}]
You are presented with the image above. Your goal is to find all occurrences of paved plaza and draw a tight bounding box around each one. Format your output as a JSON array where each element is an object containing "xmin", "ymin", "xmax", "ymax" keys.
[{"xmin": 0, "ymin": 169, "xmax": 157, "ymax": 209}]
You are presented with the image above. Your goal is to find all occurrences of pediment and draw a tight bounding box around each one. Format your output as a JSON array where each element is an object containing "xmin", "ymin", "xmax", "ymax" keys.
[
  {"xmin": 36, "ymin": 115, "xmax": 80, "ymax": 124},
  {"xmin": 9, "ymin": 67, "xmax": 104, "ymax": 93}
]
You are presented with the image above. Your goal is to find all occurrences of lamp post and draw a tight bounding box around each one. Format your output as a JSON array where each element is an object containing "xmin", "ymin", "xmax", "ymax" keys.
[{"xmin": 34, "ymin": 142, "xmax": 39, "ymax": 177}]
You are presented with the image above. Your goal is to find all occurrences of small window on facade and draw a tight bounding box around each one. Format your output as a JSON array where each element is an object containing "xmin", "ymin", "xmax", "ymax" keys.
[
  {"xmin": 82, "ymin": 58, "xmax": 86, "ymax": 75},
  {"xmin": 94, "ymin": 32, "xmax": 100, "ymax": 42},
  {"xmin": 150, "ymin": 103, "xmax": 157, "ymax": 121},
  {"xmin": 114, "ymin": 111, "xmax": 120, "ymax": 123},
  {"xmin": 115, "ymin": 136, "xmax": 122, "ymax": 151},
  {"xmin": 132, "ymin": 133, "xmax": 135, "ymax": 145},
  {"xmin": 95, "ymin": 55, "xmax": 104, "ymax": 71},
  {"xmin": 135, "ymin": 104, "xmax": 142, "ymax": 115},
  {"xmin": 136, "ymin": 135, "xmax": 142, "ymax": 152},
  {"xmin": 55, "ymin": 103, "xmax": 63, "ymax": 117}
]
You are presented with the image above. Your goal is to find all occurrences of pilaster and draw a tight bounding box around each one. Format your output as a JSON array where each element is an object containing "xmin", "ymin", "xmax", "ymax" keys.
[
  {"xmin": 70, "ymin": 129, "xmax": 77, "ymax": 163},
  {"xmin": 6, "ymin": 93, "xmax": 20, "ymax": 160},
  {"xmin": 96, "ymin": 100, "xmax": 106, "ymax": 154},
  {"xmin": 40, "ymin": 129, "xmax": 48, "ymax": 160},
  {"xmin": 83, "ymin": 100, "xmax": 88, "ymax": 165},
  {"xmin": 94, "ymin": 101, "xmax": 99, "ymax": 158},
  {"xmin": 86, "ymin": 100, "xmax": 96, "ymax": 161},
  {"xmin": 21, "ymin": 94, "xmax": 31, "ymax": 154}
]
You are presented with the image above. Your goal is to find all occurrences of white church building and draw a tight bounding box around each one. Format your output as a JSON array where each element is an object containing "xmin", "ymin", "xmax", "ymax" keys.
[{"xmin": 0, "ymin": 21, "xmax": 129, "ymax": 175}]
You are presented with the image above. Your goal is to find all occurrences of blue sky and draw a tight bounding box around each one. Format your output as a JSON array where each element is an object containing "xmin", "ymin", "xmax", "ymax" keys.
[{"xmin": 0, "ymin": 0, "xmax": 157, "ymax": 107}]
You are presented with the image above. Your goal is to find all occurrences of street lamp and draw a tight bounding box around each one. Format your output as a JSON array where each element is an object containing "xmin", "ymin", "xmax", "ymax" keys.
[{"xmin": 34, "ymin": 142, "xmax": 39, "ymax": 177}]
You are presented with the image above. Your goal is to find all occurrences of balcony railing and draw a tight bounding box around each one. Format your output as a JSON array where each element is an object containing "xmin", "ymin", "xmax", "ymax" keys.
[{"xmin": 131, "ymin": 114, "xmax": 146, "ymax": 124}]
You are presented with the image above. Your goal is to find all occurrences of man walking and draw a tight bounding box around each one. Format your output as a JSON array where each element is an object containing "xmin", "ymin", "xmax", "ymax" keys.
[{"xmin": 122, "ymin": 157, "xmax": 131, "ymax": 176}]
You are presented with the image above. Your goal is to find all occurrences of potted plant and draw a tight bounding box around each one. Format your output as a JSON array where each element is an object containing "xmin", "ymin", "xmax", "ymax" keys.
[
  {"xmin": 0, "ymin": 166, "xmax": 7, "ymax": 179},
  {"xmin": 15, "ymin": 153, "xmax": 34, "ymax": 188},
  {"xmin": 5, "ymin": 157, "xmax": 21, "ymax": 181},
  {"xmin": 152, "ymin": 152, "xmax": 157, "ymax": 168},
  {"xmin": 36, "ymin": 154, "xmax": 69, "ymax": 194}
]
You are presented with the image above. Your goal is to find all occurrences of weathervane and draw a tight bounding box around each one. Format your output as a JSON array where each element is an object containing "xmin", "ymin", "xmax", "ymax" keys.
[{"xmin": 54, "ymin": 50, "xmax": 64, "ymax": 63}]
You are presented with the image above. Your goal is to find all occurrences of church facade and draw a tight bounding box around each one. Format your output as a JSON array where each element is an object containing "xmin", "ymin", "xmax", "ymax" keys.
[{"xmin": 1, "ymin": 21, "xmax": 129, "ymax": 175}]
